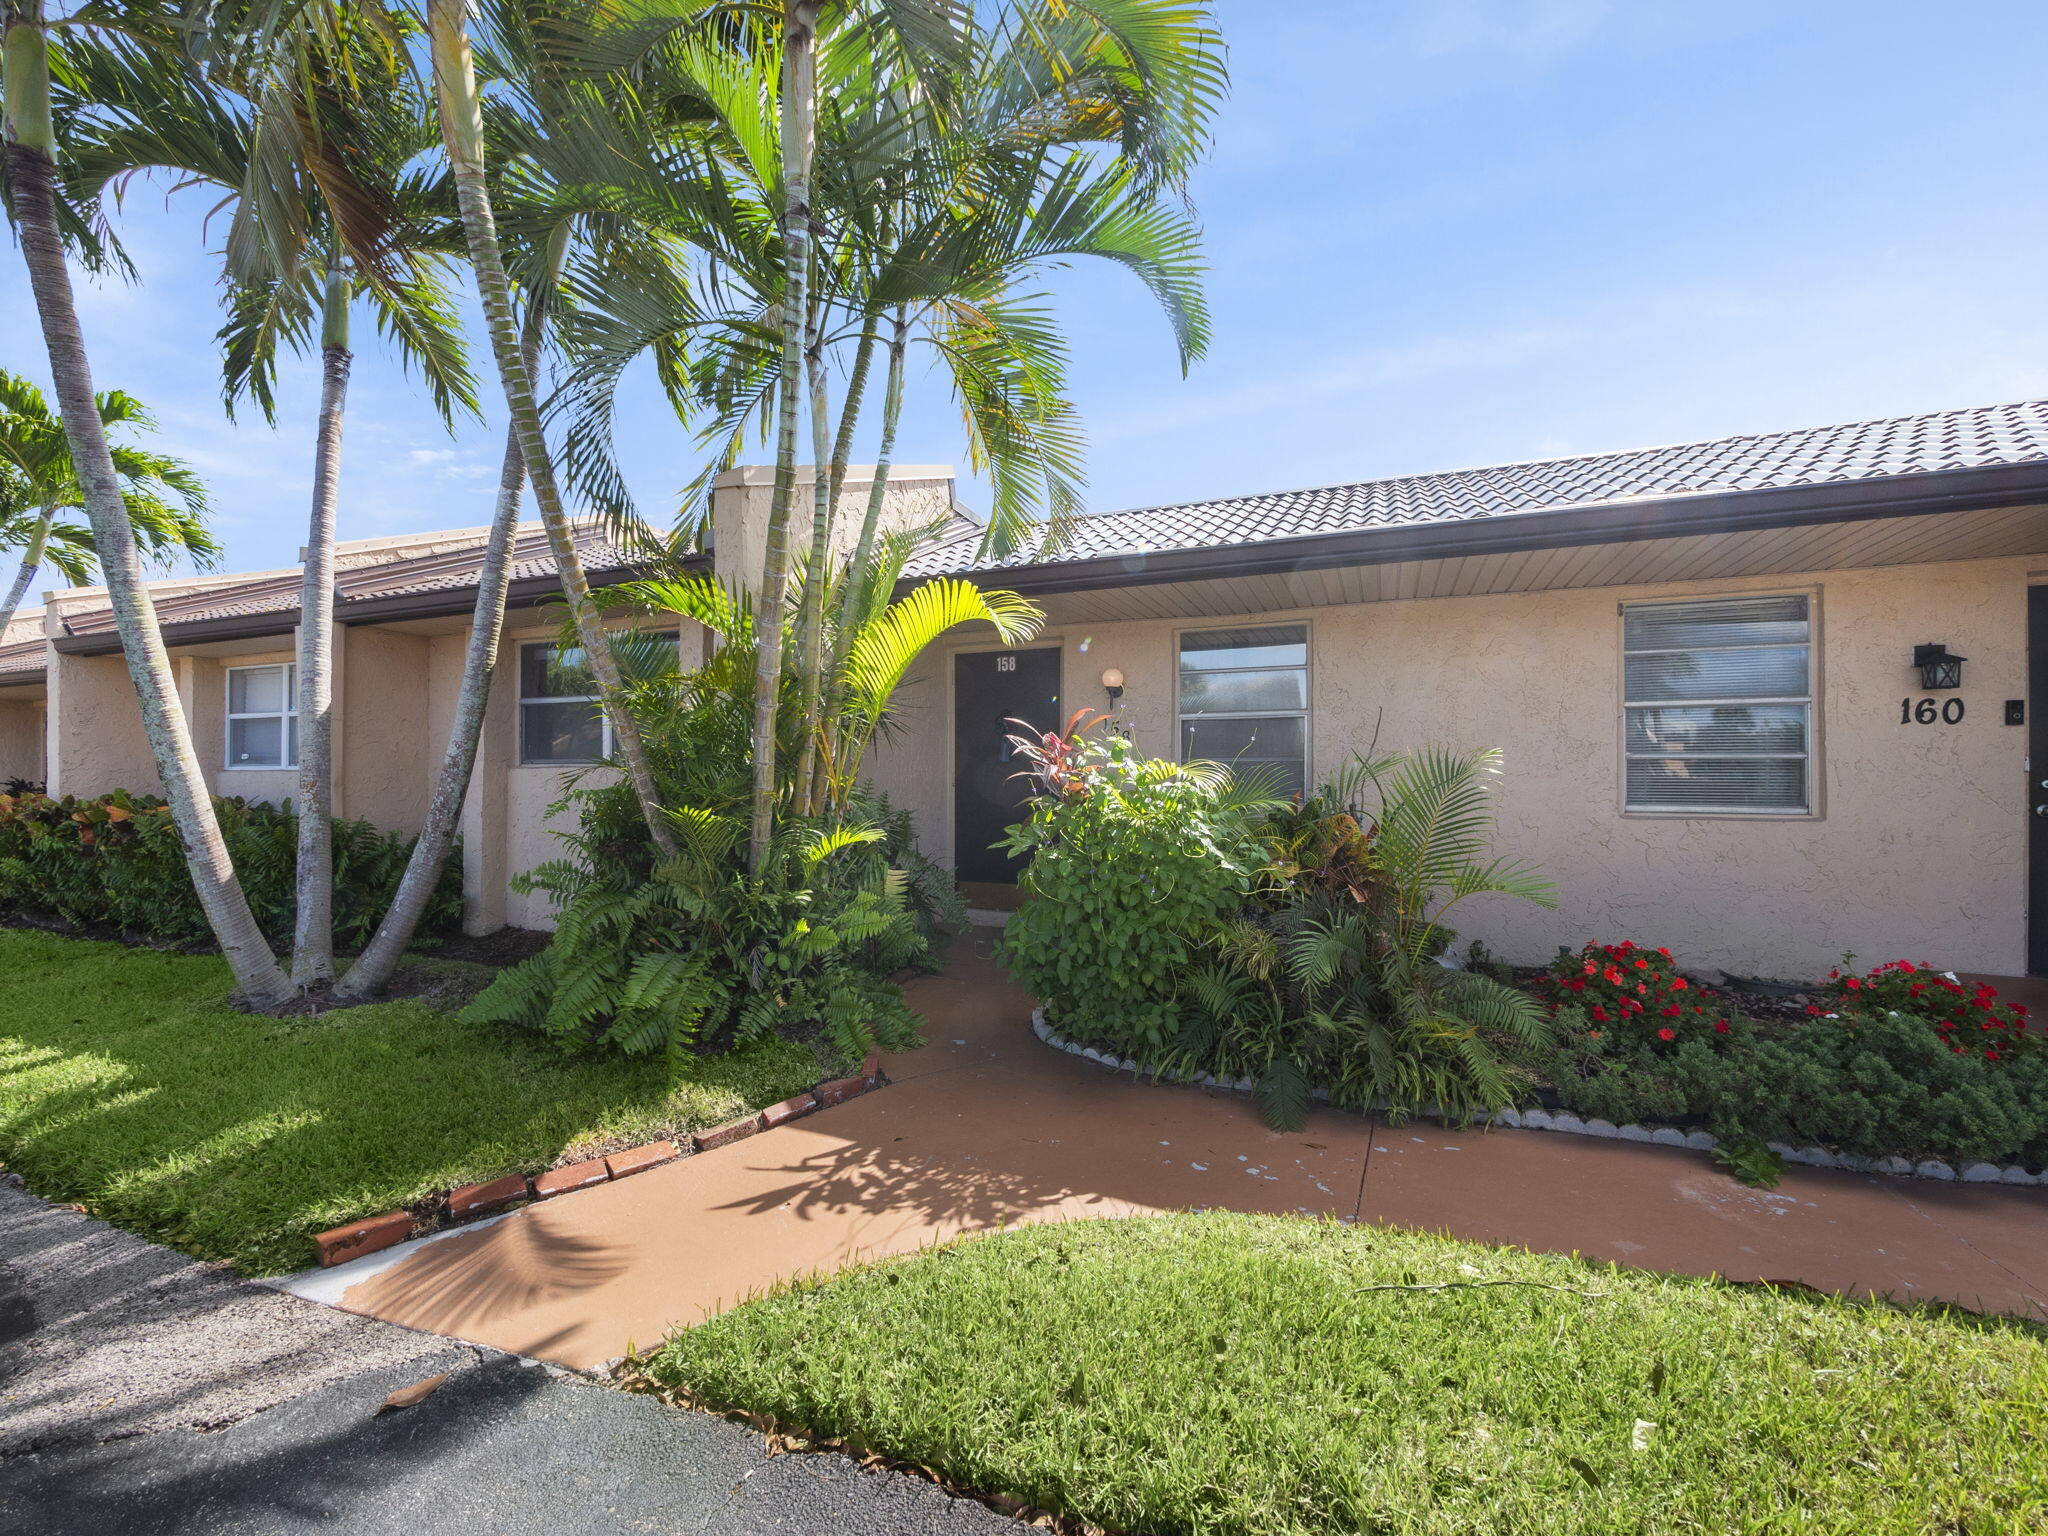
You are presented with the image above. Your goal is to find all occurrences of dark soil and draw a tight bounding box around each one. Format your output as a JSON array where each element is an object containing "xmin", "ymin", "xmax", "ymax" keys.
[{"xmin": 427, "ymin": 924, "xmax": 553, "ymax": 968}]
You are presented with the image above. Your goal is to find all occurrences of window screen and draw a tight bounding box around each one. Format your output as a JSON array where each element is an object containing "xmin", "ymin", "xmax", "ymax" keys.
[
  {"xmin": 225, "ymin": 663, "xmax": 297, "ymax": 769},
  {"xmin": 1178, "ymin": 624, "xmax": 1308, "ymax": 796},
  {"xmin": 518, "ymin": 634, "xmax": 678, "ymax": 764},
  {"xmin": 1622, "ymin": 595, "xmax": 1811, "ymax": 814}
]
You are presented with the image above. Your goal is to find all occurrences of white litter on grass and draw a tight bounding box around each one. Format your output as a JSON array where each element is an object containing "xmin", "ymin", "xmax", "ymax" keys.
[
  {"xmin": 1237, "ymin": 1155, "xmax": 1248, "ymax": 1162},
  {"xmin": 1374, "ymin": 1146, "xmax": 1389, "ymax": 1153},
  {"xmin": 1191, "ymin": 1162, "xmax": 1208, "ymax": 1171},
  {"xmin": 1411, "ymin": 1137, "xmax": 1424, "ymax": 1143}
]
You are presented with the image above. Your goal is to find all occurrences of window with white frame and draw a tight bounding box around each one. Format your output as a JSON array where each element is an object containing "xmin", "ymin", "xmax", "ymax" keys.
[
  {"xmin": 1178, "ymin": 624, "xmax": 1309, "ymax": 795},
  {"xmin": 224, "ymin": 663, "xmax": 297, "ymax": 769},
  {"xmin": 1622, "ymin": 594, "xmax": 1812, "ymax": 815},
  {"xmin": 518, "ymin": 634, "xmax": 678, "ymax": 764}
]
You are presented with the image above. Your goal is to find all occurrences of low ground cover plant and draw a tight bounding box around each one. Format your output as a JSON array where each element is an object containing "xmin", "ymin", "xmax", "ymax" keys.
[
  {"xmin": 0, "ymin": 928, "xmax": 815, "ymax": 1272},
  {"xmin": 1533, "ymin": 952, "xmax": 2048, "ymax": 1170},
  {"xmin": 639, "ymin": 1213, "xmax": 2048, "ymax": 1536},
  {"xmin": 1002, "ymin": 724, "xmax": 1557, "ymax": 1130},
  {"xmin": 0, "ymin": 788, "xmax": 460, "ymax": 952}
]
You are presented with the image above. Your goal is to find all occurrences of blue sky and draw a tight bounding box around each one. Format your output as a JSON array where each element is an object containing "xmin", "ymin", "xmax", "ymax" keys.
[{"xmin": 9, "ymin": 0, "xmax": 2048, "ymax": 578}]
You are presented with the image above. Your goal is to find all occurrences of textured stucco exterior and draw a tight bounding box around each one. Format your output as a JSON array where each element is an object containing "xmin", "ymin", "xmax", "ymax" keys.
[
  {"xmin": 0, "ymin": 695, "xmax": 43, "ymax": 784},
  {"xmin": 863, "ymin": 554, "xmax": 2033, "ymax": 980}
]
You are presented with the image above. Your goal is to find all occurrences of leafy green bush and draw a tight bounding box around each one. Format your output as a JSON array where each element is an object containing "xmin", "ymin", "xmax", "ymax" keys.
[
  {"xmin": 1175, "ymin": 750, "xmax": 1557, "ymax": 1129},
  {"xmin": 999, "ymin": 721, "xmax": 1268, "ymax": 1058},
  {"xmin": 1002, "ymin": 726, "xmax": 1558, "ymax": 1130},
  {"xmin": 460, "ymin": 777, "xmax": 927, "ymax": 1071},
  {"xmin": 1534, "ymin": 983, "xmax": 2048, "ymax": 1170},
  {"xmin": 0, "ymin": 787, "xmax": 460, "ymax": 952}
]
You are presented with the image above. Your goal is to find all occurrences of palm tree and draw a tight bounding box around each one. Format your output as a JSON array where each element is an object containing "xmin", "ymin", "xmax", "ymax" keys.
[
  {"xmin": 66, "ymin": 12, "xmax": 479, "ymax": 985},
  {"xmin": 3, "ymin": 0, "xmax": 294, "ymax": 1006},
  {"xmin": 423, "ymin": 0, "xmax": 678, "ymax": 862},
  {"xmin": 548, "ymin": 0, "xmax": 1220, "ymax": 824},
  {"xmin": 0, "ymin": 371, "xmax": 219, "ymax": 638}
]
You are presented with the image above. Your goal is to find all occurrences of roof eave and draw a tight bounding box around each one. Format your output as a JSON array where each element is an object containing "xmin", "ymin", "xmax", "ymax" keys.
[
  {"xmin": 944, "ymin": 458, "xmax": 2048, "ymax": 597},
  {"xmin": 47, "ymin": 555, "xmax": 706, "ymax": 657}
]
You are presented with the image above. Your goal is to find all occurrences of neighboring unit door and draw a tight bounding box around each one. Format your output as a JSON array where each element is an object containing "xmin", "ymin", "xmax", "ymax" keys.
[
  {"xmin": 953, "ymin": 646, "xmax": 1062, "ymax": 884},
  {"xmin": 2032, "ymin": 586, "xmax": 2048, "ymax": 974}
]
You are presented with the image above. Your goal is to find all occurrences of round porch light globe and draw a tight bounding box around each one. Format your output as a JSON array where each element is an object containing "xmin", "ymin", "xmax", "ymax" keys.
[{"xmin": 1100, "ymin": 667, "xmax": 1126, "ymax": 690}]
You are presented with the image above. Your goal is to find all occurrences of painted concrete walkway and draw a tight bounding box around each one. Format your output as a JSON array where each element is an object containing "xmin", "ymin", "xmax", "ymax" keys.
[{"xmin": 304, "ymin": 931, "xmax": 2048, "ymax": 1369}]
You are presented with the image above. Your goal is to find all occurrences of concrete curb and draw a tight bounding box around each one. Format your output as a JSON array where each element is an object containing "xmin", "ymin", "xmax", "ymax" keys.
[
  {"xmin": 1029, "ymin": 1008, "xmax": 2048, "ymax": 1188},
  {"xmin": 308, "ymin": 1050, "xmax": 889, "ymax": 1268}
]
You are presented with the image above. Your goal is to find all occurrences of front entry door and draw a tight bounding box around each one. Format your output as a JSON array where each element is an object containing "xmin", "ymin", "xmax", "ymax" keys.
[
  {"xmin": 953, "ymin": 647, "xmax": 1061, "ymax": 883},
  {"xmin": 2031, "ymin": 587, "xmax": 2048, "ymax": 974}
]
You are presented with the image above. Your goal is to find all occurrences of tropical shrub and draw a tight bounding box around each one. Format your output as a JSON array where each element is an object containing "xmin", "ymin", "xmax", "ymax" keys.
[
  {"xmin": 1000, "ymin": 715, "xmax": 1270, "ymax": 1057},
  {"xmin": 461, "ymin": 776, "xmax": 932, "ymax": 1070},
  {"xmin": 1177, "ymin": 750, "xmax": 1558, "ymax": 1130},
  {"xmin": 0, "ymin": 788, "xmax": 460, "ymax": 951},
  {"xmin": 462, "ymin": 558, "xmax": 1017, "ymax": 1070},
  {"xmin": 1003, "ymin": 731, "xmax": 1561, "ymax": 1131}
]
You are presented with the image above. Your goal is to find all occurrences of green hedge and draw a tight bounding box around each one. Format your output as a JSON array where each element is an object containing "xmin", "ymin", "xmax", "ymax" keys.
[{"xmin": 0, "ymin": 788, "xmax": 460, "ymax": 952}]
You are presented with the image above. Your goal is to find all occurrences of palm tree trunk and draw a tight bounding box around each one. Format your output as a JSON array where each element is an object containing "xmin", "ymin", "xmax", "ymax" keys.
[
  {"xmin": 291, "ymin": 268, "xmax": 349, "ymax": 986},
  {"xmin": 790, "ymin": 280, "xmax": 836, "ymax": 814},
  {"xmin": 748, "ymin": 0, "xmax": 819, "ymax": 874},
  {"xmin": 425, "ymin": 0, "xmax": 676, "ymax": 860},
  {"xmin": 0, "ymin": 504, "xmax": 51, "ymax": 636},
  {"xmin": 819, "ymin": 305, "xmax": 909, "ymax": 813},
  {"xmin": 4, "ymin": 3, "xmax": 294, "ymax": 1007},
  {"xmin": 335, "ymin": 408, "xmax": 525, "ymax": 1003}
]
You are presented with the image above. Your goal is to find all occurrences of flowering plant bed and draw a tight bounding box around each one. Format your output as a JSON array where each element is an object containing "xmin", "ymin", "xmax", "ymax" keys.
[
  {"xmin": 1539, "ymin": 941, "xmax": 1723, "ymax": 1044},
  {"xmin": 1531, "ymin": 945, "xmax": 2048, "ymax": 1175},
  {"xmin": 1816, "ymin": 960, "xmax": 2036, "ymax": 1064}
]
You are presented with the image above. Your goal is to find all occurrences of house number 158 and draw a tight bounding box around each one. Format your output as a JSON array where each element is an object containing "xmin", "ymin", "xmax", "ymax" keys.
[{"xmin": 1901, "ymin": 697, "xmax": 1964, "ymax": 724}]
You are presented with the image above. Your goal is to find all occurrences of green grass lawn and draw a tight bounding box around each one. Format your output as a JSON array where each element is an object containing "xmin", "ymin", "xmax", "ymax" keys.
[
  {"xmin": 643, "ymin": 1213, "xmax": 2048, "ymax": 1536},
  {"xmin": 0, "ymin": 928, "xmax": 821, "ymax": 1274}
]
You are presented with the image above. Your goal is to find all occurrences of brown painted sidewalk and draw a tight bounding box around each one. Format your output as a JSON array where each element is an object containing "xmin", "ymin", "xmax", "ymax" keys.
[{"xmin": 323, "ymin": 931, "xmax": 2048, "ymax": 1370}]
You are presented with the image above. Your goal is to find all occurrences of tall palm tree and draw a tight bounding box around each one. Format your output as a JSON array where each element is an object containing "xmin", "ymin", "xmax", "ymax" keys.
[
  {"xmin": 3, "ymin": 0, "xmax": 295, "ymax": 1005},
  {"xmin": 0, "ymin": 371, "xmax": 219, "ymax": 638},
  {"xmin": 66, "ymin": 13, "xmax": 479, "ymax": 985},
  {"xmin": 548, "ymin": 0, "xmax": 1220, "ymax": 823},
  {"xmin": 423, "ymin": 0, "xmax": 678, "ymax": 862}
]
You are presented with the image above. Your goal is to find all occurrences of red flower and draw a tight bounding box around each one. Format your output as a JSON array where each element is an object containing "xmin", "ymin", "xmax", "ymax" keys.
[
  {"xmin": 1657, "ymin": 1027, "xmax": 1676, "ymax": 1042},
  {"xmin": 1714, "ymin": 1020, "xmax": 1730, "ymax": 1034},
  {"xmin": 1671, "ymin": 977, "xmax": 1688, "ymax": 991},
  {"xmin": 1591, "ymin": 1006, "xmax": 1608, "ymax": 1022}
]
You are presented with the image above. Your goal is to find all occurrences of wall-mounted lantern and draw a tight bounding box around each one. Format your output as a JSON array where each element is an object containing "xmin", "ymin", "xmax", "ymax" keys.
[
  {"xmin": 1100, "ymin": 666, "xmax": 1125, "ymax": 706},
  {"xmin": 1912, "ymin": 643, "xmax": 1966, "ymax": 691}
]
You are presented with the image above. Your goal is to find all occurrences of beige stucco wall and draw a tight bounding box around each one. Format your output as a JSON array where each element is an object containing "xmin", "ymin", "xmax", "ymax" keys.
[
  {"xmin": 49, "ymin": 651, "xmax": 163, "ymax": 799},
  {"xmin": 0, "ymin": 695, "xmax": 45, "ymax": 784},
  {"xmin": 863, "ymin": 554, "xmax": 2033, "ymax": 980},
  {"xmin": 340, "ymin": 625, "xmax": 431, "ymax": 832}
]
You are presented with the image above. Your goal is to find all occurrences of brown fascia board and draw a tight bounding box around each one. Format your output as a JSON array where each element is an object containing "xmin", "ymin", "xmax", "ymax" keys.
[
  {"xmin": 935, "ymin": 458, "xmax": 2048, "ymax": 598},
  {"xmin": 48, "ymin": 557, "xmax": 703, "ymax": 656},
  {"xmin": 0, "ymin": 669, "xmax": 45, "ymax": 687}
]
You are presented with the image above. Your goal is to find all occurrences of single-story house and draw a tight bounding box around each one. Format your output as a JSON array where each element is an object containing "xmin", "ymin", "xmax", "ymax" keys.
[{"xmin": 4, "ymin": 401, "xmax": 2046, "ymax": 983}]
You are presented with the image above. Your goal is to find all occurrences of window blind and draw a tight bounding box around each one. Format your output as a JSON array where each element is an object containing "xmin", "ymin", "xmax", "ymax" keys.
[{"xmin": 1622, "ymin": 595, "xmax": 1811, "ymax": 814}]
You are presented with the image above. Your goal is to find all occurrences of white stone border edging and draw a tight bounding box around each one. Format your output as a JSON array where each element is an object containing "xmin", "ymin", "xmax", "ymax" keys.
[{"xmin": 1030, "ymin": 1008, "xmax": 2048, "ymax": 1188}]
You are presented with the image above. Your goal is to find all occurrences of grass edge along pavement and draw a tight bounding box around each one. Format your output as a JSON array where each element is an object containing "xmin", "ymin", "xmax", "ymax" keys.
[
  {"xmin": 0, "ymin": 927, "xmax": 838, "ymax": 1275},
  {"xmin": 638, "ymin": 1212, "xmax": 2048, "ymax": 1536}
]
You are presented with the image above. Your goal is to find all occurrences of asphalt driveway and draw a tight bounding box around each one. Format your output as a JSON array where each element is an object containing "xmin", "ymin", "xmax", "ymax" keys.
[{"xmin": 0, "ymin": 1178, "xmax": 1016, "ymax": 1536}]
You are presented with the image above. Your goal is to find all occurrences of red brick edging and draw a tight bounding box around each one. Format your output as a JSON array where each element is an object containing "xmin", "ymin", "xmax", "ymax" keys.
[{"xmin": 311, "ymin": 1051, "xmax": 885, "ymax": 1267}]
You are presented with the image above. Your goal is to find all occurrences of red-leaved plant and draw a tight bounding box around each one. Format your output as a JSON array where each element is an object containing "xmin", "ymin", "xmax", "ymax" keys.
[
  {"xmin": 1004, "ymin": 708, "xmax": 1111, "ymax": 800},
  {"xmin": 1542, "ymin": 940, "xmax": 1723, "ymax": 1046},
  {"xmin": 1815, "ymin": 961, "xmax": 2038, "ymax": 1063}
]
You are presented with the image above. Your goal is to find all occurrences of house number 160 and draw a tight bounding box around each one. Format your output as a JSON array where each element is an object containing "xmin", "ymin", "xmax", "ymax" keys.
[{"xmin": 1900, "ymin": 697, "xmax": 1964, "ymax": 724}]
